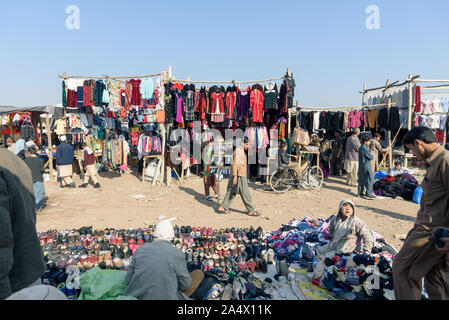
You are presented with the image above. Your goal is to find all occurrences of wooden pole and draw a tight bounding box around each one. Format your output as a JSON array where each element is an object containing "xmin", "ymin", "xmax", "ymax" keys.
[
  {"xmin": 387, "ymin": 98, "xmax": 393, "ymax": 169},
  {"xmin": 46, "ymin": 114, "xmax": 54, "ymax": 178},
  {"xmin": 405, "ymin": 74, "xmax": 413, "ymax": 168},
  {"xmin": 9, "ymin": 114, "xmax": 13, "ymax": 138},
  {"xmin": 379, "ymin": 123, "xmax": 403, "ymax": 168}
]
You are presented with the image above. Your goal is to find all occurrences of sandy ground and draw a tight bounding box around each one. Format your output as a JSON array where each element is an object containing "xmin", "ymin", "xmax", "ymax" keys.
[{"xmin": 36, "ymin": 169, "xmax": 420, "ymax": 252}]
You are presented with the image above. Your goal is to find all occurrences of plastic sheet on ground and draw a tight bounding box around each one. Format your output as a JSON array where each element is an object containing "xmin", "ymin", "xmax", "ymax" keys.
[{"xmin": 78, "ymin": 266, "xmax": 137, "ymax": 300}]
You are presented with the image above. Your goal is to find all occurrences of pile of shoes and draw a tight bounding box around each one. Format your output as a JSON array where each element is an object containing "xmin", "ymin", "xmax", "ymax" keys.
[{"xmin": 172, "ymin": 226, "xmax": 274, "ymax": 274}]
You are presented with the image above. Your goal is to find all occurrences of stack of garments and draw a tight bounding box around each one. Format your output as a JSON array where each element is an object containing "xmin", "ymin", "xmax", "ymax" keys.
[
  {"xmin": 373, "ymin": 173, "xmax": 419, "ymax": 200},
  {"xmin": 265, "ymin": 217, "xmax": 397, "ymax": 300}
]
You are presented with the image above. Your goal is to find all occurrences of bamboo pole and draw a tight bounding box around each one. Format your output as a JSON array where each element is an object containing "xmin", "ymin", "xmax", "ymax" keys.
[
  {"xmin": 387, "ymin": 98, "xmax": 393, "ymax": 169},
  {"xmin": 379, "ymin": 123, "xmax": 403, "ymax": 169},
  {"xmin": 46, "ymin": 114, "xmax": 54, "ymax": 178}
]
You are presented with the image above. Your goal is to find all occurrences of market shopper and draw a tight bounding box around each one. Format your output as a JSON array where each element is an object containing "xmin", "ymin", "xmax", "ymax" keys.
[
  {"xmin": 369, "ymin": 133, "xmax": 388, "ymax": 173},
  {"xmin": 202, "ymin": 140, "xmax": 218, "ymax": 201},
  {"xmin": 23, "ymin": 144, "xmax": 46, "ymax": 211},
  {"xmin": 14, "ymin": 138, "xmax": 26, "ymax": 160},
  {"xmin": 316, "ymin": 199, "xmax": 373, "ymax": 256},
  {"xmin": 218, "ymin": 137, "xmax": 260, "ymax": 216},
  {"xmin": 78, "ymin": 142, "xmax": 101, "ymax": 189},
  {"xmin": 330, "ymin": 130, "xmax": 343, "ymax": 176},
  {"xmin": 56, "ymin": 135, "xmax": 76, "ymax": 188},
  {"xmin": 124, "ymin": 219, "xmax": 204, "ymax": 300},
  {"xmin": 0, "ymin": 149, "xmax": 46, "ymax": 300},
  {"xmin": 344, "ymin": 128, "xmax": 361, "ymax": 186},
  {"xmin": 392, "ymin": 127, "xmax": 449, "ymax": 300},
  {"xmin": 3, "ymin": 134, "xmax": 15, "ymax": 153},
  {"xmin": 358, "ymin": 136, "xmax": 376, "ymax": 199}
]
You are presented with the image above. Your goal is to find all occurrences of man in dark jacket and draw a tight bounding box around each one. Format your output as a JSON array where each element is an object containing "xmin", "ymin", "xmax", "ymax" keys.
[
  {"xmin": 358, "ymin": 136, "xmax": 375, "ymax": 199},
  {"xmin": 331, "ymin": 131, "xmax": 344, "ymax": 175},
  {"xmin": 0, "ymin": 149, "xmax": 46, "ymax": 299},
  {"xmin": 56, "ymin": 135, "xmax": 75, "ymax": 188}
]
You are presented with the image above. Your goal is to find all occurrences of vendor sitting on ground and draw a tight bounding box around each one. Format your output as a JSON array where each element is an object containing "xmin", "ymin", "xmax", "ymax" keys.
[
  {"xmin": 124, "ymin": 219, "xmax": 204, "ymax": 300},
  {"xmin": 316, "ymin": 199, "xmax": 373, "ymax": 257},
  {"xmin": 278, "ymin": 141, "xmax": 290, "ymax": 170},
  {"xmin": 389, "ymin": 159, "xmax": 415, "ymax": 177}
]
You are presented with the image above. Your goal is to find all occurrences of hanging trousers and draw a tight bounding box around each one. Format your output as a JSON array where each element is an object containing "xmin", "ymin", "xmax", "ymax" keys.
[
  {"xmin": 221, "ymin": 177, "xmax": 256, "ymax": 212},
  {"xmin": 392, "ymin": 225, "xmax": 449, "ymax": 300}
]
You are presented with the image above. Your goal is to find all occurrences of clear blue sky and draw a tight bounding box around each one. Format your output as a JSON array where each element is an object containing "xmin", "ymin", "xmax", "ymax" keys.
[{"xmin": 1, "ymin": 0, "xmax": 448, "ymax": 107}]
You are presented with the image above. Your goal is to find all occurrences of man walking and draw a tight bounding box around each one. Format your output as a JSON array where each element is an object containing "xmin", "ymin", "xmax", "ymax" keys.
[
  {"xmin": 330, "ymin": 131, "xmax": 343, "ymax": 176},
  {"xmin": 56, "ymin": 135, "xmax": 76, "ymax": 188},
  {"xmin": 369, "ymin": 133, "xmax": 388, "ymax": 173},
  {"xmin": 344, "ymin": 128, "xmax": 361, "ymax": 186},
  {"xmin": 218, "ymin": 137, "xmax": 260, "ymax": 216},
  {"xmin": 392, "ymin": 127, "xmax": 449, "ymax": 300},
  {"xmin": 358, "ymin": 136, "xmax": 376, "ymax": 199}
]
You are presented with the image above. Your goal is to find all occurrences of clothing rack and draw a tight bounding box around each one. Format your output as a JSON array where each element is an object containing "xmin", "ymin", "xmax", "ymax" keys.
[
  {"xmin": 58, "ymin": 72, "xmax": 163, "ymax": 80},
  {"xmin": 168, "ymin": 67, "xmax": 292, "ymax": 86},
  {"xmin": 413, "ymin": 78, "xmax": 449, "ymax": 151}
]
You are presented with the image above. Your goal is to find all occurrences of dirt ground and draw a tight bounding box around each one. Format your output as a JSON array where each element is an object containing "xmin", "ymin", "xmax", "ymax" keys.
[{"xmin": 36, "ymin": 169, "xmax": 420, "ymax": 252}]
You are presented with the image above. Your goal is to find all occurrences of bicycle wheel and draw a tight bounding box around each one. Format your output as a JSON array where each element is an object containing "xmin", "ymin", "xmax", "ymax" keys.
[
  {"xmin": 307, "ymin": 166, "xmax": 324, "ymax": 190},
  {"xmin": 270, "ymin": 170, "xmax": 294, "ymax": 193}
]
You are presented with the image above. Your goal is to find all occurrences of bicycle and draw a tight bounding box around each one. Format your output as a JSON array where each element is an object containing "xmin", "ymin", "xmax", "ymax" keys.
[{"xmin": 269, "ymin": 154, "xmax": 324, "ymax": 193}]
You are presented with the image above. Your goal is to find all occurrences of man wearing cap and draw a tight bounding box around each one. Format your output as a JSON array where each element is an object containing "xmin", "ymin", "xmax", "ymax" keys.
[
  {"xmin": 56, "ymin": 135, "xmax": 76, "ymax": 188},
  {"xmin": 124, "ymin": 219, "xmax": 204, "ymax": 300}
]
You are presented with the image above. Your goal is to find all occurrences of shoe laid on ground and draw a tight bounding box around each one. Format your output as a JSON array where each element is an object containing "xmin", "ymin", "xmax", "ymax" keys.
[
  {"xmin": 364, "ymin": 194, "xmax": 376, "ymax": 200},
  {"xmin": 78, "ymin": 184, "xmax": 88, "ymax": 188},
  {"xmin": 94, "ymin": 183, "xmax": 101, "ymax": 189},
  {"xmin": 207, "ymin": 196, "xmax": 213, "ymax": 201},
  {"xmin": 69, "ymin": 183, "xmax": 76, "ymax": 188}
]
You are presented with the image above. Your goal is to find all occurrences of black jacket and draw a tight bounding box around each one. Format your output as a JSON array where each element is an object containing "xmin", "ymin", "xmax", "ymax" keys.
[
  {"xmin": 0, "ymin": 149, "xmax": 45, "ymax": 299},
  {"xmin": 56, "ymin": 142, "xmax": 74, "ymax": 166}
]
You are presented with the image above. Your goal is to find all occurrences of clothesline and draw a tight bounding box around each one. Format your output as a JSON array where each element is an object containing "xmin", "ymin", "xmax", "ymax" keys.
[
  {"xmin": 297, "ymin": 102, "xmax": 398, "ymax": 112},
  {"xmin": 58, "ymin": 72, "xmax": 162, "ymax": 80},
  {"xmin": 167, "ymin": 76, "xmax": 285, "ymax": 85}
]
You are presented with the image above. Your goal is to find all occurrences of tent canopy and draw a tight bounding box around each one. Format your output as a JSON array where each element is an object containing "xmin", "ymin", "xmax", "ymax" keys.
[{"xmin": 0, "ymin": 105, "xmax": 63, "ymax": 116}]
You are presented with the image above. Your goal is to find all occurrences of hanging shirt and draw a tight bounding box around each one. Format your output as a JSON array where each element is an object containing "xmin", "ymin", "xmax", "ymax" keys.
[
  {"xmin": 55, "ymin": 119, "xmax": 67, "ymax": 135},
  {"xmin": 428, "ymin": 115, "xmax": 441, "ymax": 129},
  {"xmin": 140, "ymin": 78, "xmax": 154, "ymax": 100},
  {"xmin": 441, "ymin": 99, "xmax": 449, "ymax": 113}
]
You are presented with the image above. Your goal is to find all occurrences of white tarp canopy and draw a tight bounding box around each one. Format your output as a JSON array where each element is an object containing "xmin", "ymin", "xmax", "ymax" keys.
[{"xmin": 0, "ymin": 105, "xmax": 63, "ymax": 116}]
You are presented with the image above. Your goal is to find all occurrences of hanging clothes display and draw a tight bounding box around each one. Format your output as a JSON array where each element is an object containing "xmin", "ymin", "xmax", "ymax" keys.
[
  {"xmin": 364, "ymin": 109, "xmax": 378, "ymax": 130},
  {"xmin": 210, "ymin": 87, "xmax": 225, "ymax": 123},
  {"xmin": 225, "ymin": 86, "xmax": 238, "ymax": 120},
  {"xmin": 264, "ymin": 83, "xmax": 278, "ymax": 110},
  {"xmin": 183, "ymin": 84, "xmax": 196, "ymax": 122},
  {"xmin": 237, "ymin": 87, "xmax": 251, "ymax": 119},
  {"xmin": 129, "ymin": 79, "xmax": 142, "ymax": 106},
  {"xmin": 250, "ymin": 85, "xmax": 264, "ymax": 123}
]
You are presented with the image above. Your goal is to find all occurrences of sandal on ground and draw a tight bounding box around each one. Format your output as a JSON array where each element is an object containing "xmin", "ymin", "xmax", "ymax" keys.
[
  {"xmin": 217, "ymin": 207, "xmax": 230, "ymax": 214},
  {"xmin": 248, "ymin": 211, "xmax": 261, "ymax": 217}
]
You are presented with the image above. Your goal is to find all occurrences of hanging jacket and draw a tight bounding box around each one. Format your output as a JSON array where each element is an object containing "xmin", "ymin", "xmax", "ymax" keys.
[{"xmin": 225, "ymin": 89, "xmax": 237, "ymax": 120}]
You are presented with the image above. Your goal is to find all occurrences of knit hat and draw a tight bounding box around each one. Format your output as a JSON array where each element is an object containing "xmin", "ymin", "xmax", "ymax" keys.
[
  {"xmin": 60, "ymin": 135, "xmax": 67, "ymax": 142},
  {"xmin": 339, "ymin": 199, "xmax": 355, "ymax": 214},
  {"xmin": 154, "ymin": 218, "xmax": 177, "ymax": 242}
]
